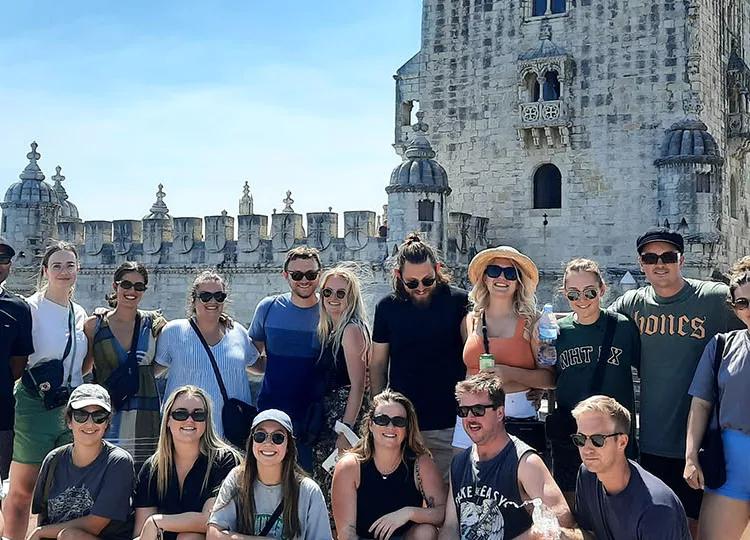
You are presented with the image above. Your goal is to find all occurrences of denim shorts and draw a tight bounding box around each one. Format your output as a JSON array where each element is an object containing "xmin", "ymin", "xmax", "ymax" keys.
[{"xmin": 706, "ymin": 429, "xmax": 750, "ymax": 502}]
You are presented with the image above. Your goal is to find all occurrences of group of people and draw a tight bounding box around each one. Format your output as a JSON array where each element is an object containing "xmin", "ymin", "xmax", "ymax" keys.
[{"xmin": 0, "ymin": 223, "xmax": 747, "ymax": 539}]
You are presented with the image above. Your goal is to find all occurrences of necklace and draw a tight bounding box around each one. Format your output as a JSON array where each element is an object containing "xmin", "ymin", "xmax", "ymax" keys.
[{"xmin": 376, "ymin": 458, "xmax": 401, "ymax": 479}]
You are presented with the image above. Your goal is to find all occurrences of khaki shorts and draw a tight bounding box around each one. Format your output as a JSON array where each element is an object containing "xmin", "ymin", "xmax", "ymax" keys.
[
  {"xmin": 12, "ymin": 383, "xmax": 72, "ymax": 465},
  {"xmin": 421, "ymin": 427, "xmax": 456, "ymax": 482}
]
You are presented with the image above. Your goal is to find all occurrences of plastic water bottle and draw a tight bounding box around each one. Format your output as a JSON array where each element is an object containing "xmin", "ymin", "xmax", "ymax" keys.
[
  {"xmin": 532, "ymin": 498, "xmax": 561, "ymax": 540},
  {"xmin": 537, "ymin": 304, "xmax": 559, "ymax": 367}
]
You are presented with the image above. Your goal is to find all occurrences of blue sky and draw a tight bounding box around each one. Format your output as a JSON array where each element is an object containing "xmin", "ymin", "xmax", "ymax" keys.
[{"xmin": 0, "ymin": 2, "xmax": 422, "ymax": 223}]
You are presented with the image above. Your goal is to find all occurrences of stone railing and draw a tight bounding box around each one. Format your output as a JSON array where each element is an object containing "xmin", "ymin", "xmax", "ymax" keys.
[
  {"xmin": 519, "ymin": 100, "xmax": 566, "ymax": 126},
  {"xmin": 728, "ymin": 112, "xmax": 750, "ymax": 138}
]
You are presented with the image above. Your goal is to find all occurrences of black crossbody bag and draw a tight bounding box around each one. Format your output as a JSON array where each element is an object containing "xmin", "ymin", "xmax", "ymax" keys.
[
  {"xmin": 545, "ymin": 312, "xmax": 617, "ymax": 442},
  {"xmin": 103, "ymin": 312, "xmax": 142, "ymax": 410},
  {"xmin": 699, "ymin": 333, "xmax": 728, "ymax": 489},
  {"xmin": 190, "ymin": 318, "xmax": 257, "ymax": 448}
]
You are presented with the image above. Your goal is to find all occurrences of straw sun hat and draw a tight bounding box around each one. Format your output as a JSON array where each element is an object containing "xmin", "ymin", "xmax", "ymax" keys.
[{"xmin": 467, "ymin": 246, "xmax": 540, "ymax": 291}]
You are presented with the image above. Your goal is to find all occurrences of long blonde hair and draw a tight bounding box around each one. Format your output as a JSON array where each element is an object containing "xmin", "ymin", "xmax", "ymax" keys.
[
  {"xmin": 348, "ymin": 389, "xmax": 430, "ymax": 465},
  {"xmin": 468, "ymin": 258, "xmax": 538, "ymax": 328},
  {"xmin": 317, "ymin": 266, "xmax": 372, "ymax": 363},
  {"xmin": 152, "ymin": 386, "xmax": 240, "ymax": 500}
]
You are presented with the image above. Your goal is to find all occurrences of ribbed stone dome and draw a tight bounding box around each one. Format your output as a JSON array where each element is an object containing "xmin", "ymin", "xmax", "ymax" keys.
[
  {"xmin": 655, "ymin": 119, "xmax": 724, "ymax": 166},
  {"xmin": 51, "ymin": 166, "xmax": 80, "ymax": 222},
  {"xmin": 3, "ymin": 142, "xmax": 58, "ymax": 205},
  {"xmin": 387, "ymin": 113, "xmax": 450, "ymax": 194}
]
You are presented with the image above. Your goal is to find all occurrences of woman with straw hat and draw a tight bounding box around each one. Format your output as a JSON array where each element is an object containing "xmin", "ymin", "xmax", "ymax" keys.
[{"xmin": 452, "ymin": 246, "xmax": 555, "ymax": 451}]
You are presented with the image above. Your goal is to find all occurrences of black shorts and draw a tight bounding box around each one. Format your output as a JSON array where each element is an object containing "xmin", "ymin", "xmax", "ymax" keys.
[{"xmin": 640, "ymin": 452, "xmax": 703, "ymax": 519}]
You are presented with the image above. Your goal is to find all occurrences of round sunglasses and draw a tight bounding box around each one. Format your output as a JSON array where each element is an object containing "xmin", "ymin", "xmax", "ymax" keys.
[
  {"xmin": 169, "ymin": 409, "xmax": 207, "ymax": 422},
  {"xmin": 322, "ymin": 288, "xmax": 346, "ymax": 299},
  {"xmin": 403, "ymin": 276, "xmax": 436, "ymax": 290},
  {"xmin": 565, "ymin": 289, "xmax": 599, "ymax": 302},
  {"xmin": 72, "ymin": 409, "xmax": 111, "ymax": 424},
  {"xmin": 116, "ymin": 279, "xmax": 148, "ymax": 292},
  {"xmin": 197, "ymin": 291, "xmax": 227, "ymax": 303},
  {"xmin": 252, "ymin": 431, "xmax": 286, "ymax": 445},
  {"xmin": 570, "ymin": 432, "xmax": 624, "ymax": 448},
  {"xmin": 372, "ymin": 413, "xmax": 408, "ymax": 428}
]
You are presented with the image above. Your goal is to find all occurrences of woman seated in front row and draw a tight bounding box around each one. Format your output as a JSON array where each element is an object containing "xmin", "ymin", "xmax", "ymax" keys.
[
  {"xmin": 207, "ymin": 409, "xmax": 332, "ymax": 540},
  {"xmin": 28, "ymin": 384, "xmax": 134, "ymax": 540},
  {"xmin": 332, "ymin": 389, "xmax": 446, "ymax": 540},
  {"xmin": 133, "ymin": 385, "xmax": 240, "ymax": 540}
]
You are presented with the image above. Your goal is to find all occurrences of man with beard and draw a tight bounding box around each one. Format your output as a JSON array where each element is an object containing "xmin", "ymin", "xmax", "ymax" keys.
[
  {"xmin": 440, "ymin": 373, "xmax": 581, "ymax": 540},
  {"xmin": 572, "ymin": 395, "xmax": 689, "ymax": 539},
  {"xmin": 249, "ymin": 246, "xmax": 322, "ymax": 470},
  {"xmin": 371, "ymin": 233, "xmax": 469, "ymax": 480},
  {"xmin": 0, "ymin": 238, "xmax": 33, "ymax": 488}
]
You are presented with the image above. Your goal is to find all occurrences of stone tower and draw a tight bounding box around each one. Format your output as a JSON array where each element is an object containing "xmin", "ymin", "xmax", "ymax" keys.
[
  {"xmin": 386, "ymin": 111, "xmax": 451, "ymax": 254},
  {"xmin": 1, "ymin": 142, "xmax": 60, "ymax": 264},
  {"xmin": 394, "ymin": 0, "xmax": 750, "ymax": 279}
]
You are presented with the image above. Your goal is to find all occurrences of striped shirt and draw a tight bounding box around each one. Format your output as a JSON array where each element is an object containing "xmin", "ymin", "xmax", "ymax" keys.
[{"xmin": 155, "ymin": 319, "xmax": 257, "ymax": 438}]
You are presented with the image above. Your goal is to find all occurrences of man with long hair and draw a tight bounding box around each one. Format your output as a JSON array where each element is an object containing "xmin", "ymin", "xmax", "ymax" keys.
[
  {"xmin": 370, "ymin": 233, "xmax": 469, "ymax": 482},
  {"xmin": 248, "ymin": 247, "xmax": 323, "ymax": 471}
]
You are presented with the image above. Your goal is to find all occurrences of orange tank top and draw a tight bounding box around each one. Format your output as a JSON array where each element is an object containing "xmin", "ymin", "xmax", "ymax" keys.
[{"xmin": 463, "ymin": 315, "xmax": 535, "ymax": 376}]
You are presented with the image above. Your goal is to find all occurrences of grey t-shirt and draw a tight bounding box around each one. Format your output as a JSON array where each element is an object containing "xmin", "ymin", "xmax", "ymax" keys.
[
  {"xmin": 609, "ymin": 278, "xmax": 741, "ymax": 458},
  {"xmin": 32, "ymin": 441, "xmax": 135, "ymax": 540},
  {"xmin": 689, "ymin": 330, "xmax": 750, "ymax": 434},
  {"xmin": 208, "ymin": 467, "xmax": 332, "ymax": 540},
  {"xmin": 575, "ymin": 460, "xmax": 690, "ymax": 540}
]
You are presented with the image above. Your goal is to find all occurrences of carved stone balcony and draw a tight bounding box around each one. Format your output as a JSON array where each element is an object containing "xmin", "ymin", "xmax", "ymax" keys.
[
  {"xmin": 516, "ymin": 100, "xmax": 571, "ymax": 148},
  {"xmin": 728, "ymin": 112, "xmax": 750, "ymax": 139}
]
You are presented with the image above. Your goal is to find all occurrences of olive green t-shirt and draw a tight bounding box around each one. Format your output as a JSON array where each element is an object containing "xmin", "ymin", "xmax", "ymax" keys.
[
  {"xmin": 555, "ymin": 309, "xmax": 640, "ymax": 416},
  {"xmin": 609, "ymin": 278, "xmax": 742, "ymax": 458}
]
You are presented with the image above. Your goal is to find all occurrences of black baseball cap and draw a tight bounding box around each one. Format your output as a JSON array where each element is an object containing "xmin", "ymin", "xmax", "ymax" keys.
[
  {"xmin": 636, "ymin": 227, "xmax": 684, "ymax": 254},
  {"xmin": 0, "ymin": 237, "xmax": 15, "ymax": 258}
]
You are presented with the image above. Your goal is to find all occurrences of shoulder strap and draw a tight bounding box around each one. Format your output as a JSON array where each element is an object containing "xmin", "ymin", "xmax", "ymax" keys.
[
  {"xmin": 588, "ymin": 312, "xmax": 618, "ymax": 395},
  {"xmin": 481, "ymin": 311, "xmax": 490, "ymax": 354},
  {"xmin": 62, "ymin": 304, "xmax": 76, "ymax": 386},
  {"xmin": 126, "ymin": 312, "xmax": 142, "ymax": 368},
  {"xmin": 259, "ymin": 499, "xmax": 284, "ymax": 536},
  {"xmin": 189, "ymin": 318, "xmax": 229, "ymax": 402},
  {"xmin": 711, "ymin": 334, "xmax": 726, "ymax": 428}
]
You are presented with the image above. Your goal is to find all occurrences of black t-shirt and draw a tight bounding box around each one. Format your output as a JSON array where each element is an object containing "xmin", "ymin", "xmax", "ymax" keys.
[
  {"xmin": 134, "ymin": 449, "xmax": 238, "ymax": 539},
  {"xmin": 0, "ymin": 288, "xmax": 34, "ymax": 430},
  {"xmin": 372, "ymin": 285, "xmax": 469, "ymax": 431}
]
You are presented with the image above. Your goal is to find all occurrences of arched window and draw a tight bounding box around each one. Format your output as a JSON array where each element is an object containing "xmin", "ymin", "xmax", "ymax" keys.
[
  {"xmin": 533, "ymin": 164, "xmax": 562, "ymax": 209},
  {"xmin": 524, "ymin": 72, "xmax": 540, "ymax": 102},
  {"xmin": 730, "ymin": 175, "xmax": 738, "ymax": 218},
  {"xmin": 543, "ymin": 71, "xmax": 561, "ymax": 100}
]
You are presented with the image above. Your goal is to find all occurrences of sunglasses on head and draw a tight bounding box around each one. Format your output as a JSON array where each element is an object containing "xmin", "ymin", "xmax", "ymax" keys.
[
  {"xmin": 169, "ymin": 408, "xmax": 207, "ymax": 422},
  {"xmin": 252, "ymin": 431, "xmax": 286, "ymax": 445},
  {"xmin": 372, "ymin": 413, "xmax": 408, "ymax": 428},
  {"xmin": 730, "ymin": 297, "xmax": 750, "ymax": 311},
  {"xmin": 570, "ymin": 432, "xmax": 623, "ymax": 448},
  {"xmin": 117, "ymin": 279, "xmax": 147, "ymax": 292},
  {"xmin": 72, "ymin": 409, "xmax": 111, "ymax": 424},
  {"xmin": 484, "ymin": 265, "xmax": 518, "ymax": 281},
  {"xmin": 322, "ymin": 288, "xmax": 346, "ymax": 299},
  {"xmin": 403, "ymin": 276, "xmax": 436, "ymax": 290},
  {"xmin": 457, "ymin": 403, "xmax": 499, "ymax": 418},
  {"xmin": 640, "ymin": 251, "xmax": 680, "ymax": 265},
  {"xmin": 566, "ymin": 288, "xmax": 599, "ymax": 302},
  {"xmin": 289, "ymin": 270, "xmax": 320, "ymax": 281},
  {"xmin": 197, "ymin": 291, "xmax": 227, "ymax": 303}
]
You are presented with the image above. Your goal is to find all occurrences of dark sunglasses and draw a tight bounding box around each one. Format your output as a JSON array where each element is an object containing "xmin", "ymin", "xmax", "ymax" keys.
[
  {"xmin": 322, "ymin": 288, "xmax": 347, "ymax": 299},
  {"xmin": 169, "ymin": 409, "xmax": 207, "ymax": 422},
  {"xmin": 252, "ymin": 431, "xmax": 286, "ymax": 445},
  {"xmin": 484, "ymin": 265, "xmax": 518, "ymax": 281},
  {"xmin": 403, "ymin": 276, "xmax": 436, "ymax": 290},
  {"xmin": 72, "ymin": 409, "xmax": 111, "ymax": 424},
  {"xmin": 0, "ymin": 256, "xmax": 11, "ymax": 265},
  {"xmin": 289, "ymin": 270, "xmax": 320, "ymax": 281},
  {"xmin": 457, "ymin": 403, "xmax": 499, "ymax": 418},
  {"xmin": 570, "ymin": 432, "xmax": 624, "ymax": 448},
  {"xmin": 197, "ymin": 291, "xmax": 227, "ymax": 303},
  {"xmin": 566, "ymin": 289, "xmax": 599, "ymax": 302},
  {"xmin": 372, "ymin": 414, "xmax": 408, "ymax": 428},
  {"xmin": 640, "ymin": 251, "xmax": 680, "ymax": 265},
  {"xmin": 117, "ymin": 279, "xmax": 148, "ymax": 292},
  {"xmin": 730, "ymin": 297, "xmax": 750, "ymax": 311}
]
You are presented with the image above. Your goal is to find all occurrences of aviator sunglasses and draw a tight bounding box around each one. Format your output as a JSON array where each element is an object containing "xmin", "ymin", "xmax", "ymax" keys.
[
  {"xmin": 288, "ymin": 270, "xmax": 320, "ymax": 281},
  {"xmin": 566, "ymin": 289, "xmax": 599, "ymax": 302},
  {"xmin": 640, "ymin": 252, "xmax": 680, "ymax": 265},
  {"xmin": 252, "ymin": 431, "xmax": 287, "ymax": 445},
  {"xmin": 457, "ymin": 403, "xmax": 500, "ymax": 418},
  {"xmin": 197, "ymin": 291, "xmax": 227, "ymax": 303},
  {"xmin": 403, "ymin": 276, "xmax": 436, "ymax": 290},
  {"xmin": 372, "ymin": 414, "xmax": 408, "ymax": 428},
  {"xmin": 570, "ymin": 432, "xmax": 624, "ymax": 448},
  {"xmin": 322, "ymin": 288, "xmax": 347, "ymax": 299},
  {"xmin": 72, "ymin": 409, "xmax": 111, "ymax": 424},
  {"xmin": 169, "ymin": 409, "xmax": 207, "ymax": 422},
  {"xmin": 484, "ymin": 265, "xmax": 518, "ymax": 281},
  {"xmin": 117, "ymin": 279, "xmax": 148, "ymax": 292}
]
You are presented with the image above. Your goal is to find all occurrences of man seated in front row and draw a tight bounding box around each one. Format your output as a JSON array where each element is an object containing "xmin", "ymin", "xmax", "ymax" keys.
[
  {"xmin": 440, "ymin": 372, "xmax": 582, "ymax": 539},
  {"xmin": 572, "ymin": 395, "xmax": 690, "ymax": 540}
]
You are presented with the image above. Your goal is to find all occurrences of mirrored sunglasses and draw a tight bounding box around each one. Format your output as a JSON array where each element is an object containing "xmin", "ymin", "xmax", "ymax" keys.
[
  {"xmin": 117, "ymin": 279, "xmax": 147, "ymax": 292},
  {"xmin": 197, "ymin": 291, "xmax": 227, "ymax": 303},
  {"xmin": 484, "ymin": 265, "xmax": 518, "ymax": 281},
  {"xmin": 566, "ymin": 289, "xmax": 599, "ymax": 302}
]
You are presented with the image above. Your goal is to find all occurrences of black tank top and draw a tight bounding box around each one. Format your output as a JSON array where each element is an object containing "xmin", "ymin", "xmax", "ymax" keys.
[
  {"xmin": 355, "ymin": 455, "xmax": 423, "ymax": 538},
  {"xmin": 450, "ymin": 435, "xmax": 535, "ymax": 539},
  {"xmin": 318, "ymin": 339, "xmax": 351, "ymax": 391}
]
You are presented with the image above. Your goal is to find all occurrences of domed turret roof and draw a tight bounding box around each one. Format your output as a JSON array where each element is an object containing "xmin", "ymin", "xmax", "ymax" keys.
[
  {"xmin": 387, "ymin": 113, "xmax": 450, "ymax": 194},
  {"xmin": 3, "ymin": 142, "xmax": 58, "ymax": 205},
  {"xmin": 655, "ymin": 119, "xmax": 724, "ymax": 166},
  {"xmin": 51, "ymin": 166, "xmax": 80, "ymax": 222}
]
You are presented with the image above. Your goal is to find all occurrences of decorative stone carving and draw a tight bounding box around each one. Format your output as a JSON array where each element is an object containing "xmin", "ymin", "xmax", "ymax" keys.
[
  {"xmin": 239, "ymin": 182, "xmax": 254, "ymax": 215},
  {"xmin": 172, "ymin": 217, "xmax": 202, "ymax": 254},
  {"xmin": 57, "ymin": 221, "xmax": 84, "ymax": 244},
  {"xmin": 143, "ymin": 219, "xmax": 168, "ymax": 254},
  {"xmin": 237, "ymin": 215, "xmax": 268, "ymax": 253},
  {"xmin": 113, "ymin": 220, "xmax": 142, "ymax": 255},
  {"xmin": 307, "ymin": 212, "xmax": 337, "ymax": 251},
  {"xmin": 473, "ymin": 216, "xmax": 489, "ymax": 250},
  {"xmin": 449, "ymin": 212, "xmax": 475, "ymax": 255},
  {"xmin": 344, "ymin": 211, "xmax": 376, "ymax": 250},
  {"xmin": 84, "ymin": 221, "xmax": 112, "ymax": 256},
  {"xmin": 271, "ymin": 212, "xmax": 304, "ymax": 252},
  {"xmin": 205, "ymin": 211, "xmax": 234, "ymax": 253}
]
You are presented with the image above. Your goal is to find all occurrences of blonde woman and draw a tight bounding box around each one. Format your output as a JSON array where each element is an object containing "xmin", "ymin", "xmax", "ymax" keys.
[
  {"xmin": 453, "ymin": 246, "xmax": 554, "ymax": 451},
  {"xmin": 311, "ymin": 266, "xmax": 370, "ymax": 504},
  {"xmin": 133, "ymin": 385, "xmax": 240, "ymax": 540},
  {"xmin": 332, "ymin": 390, "xmax": 445, "ymax": 540},
  {"xmin": 155, "ymin": 270, "xmax": 257, "ymax": 442}
]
